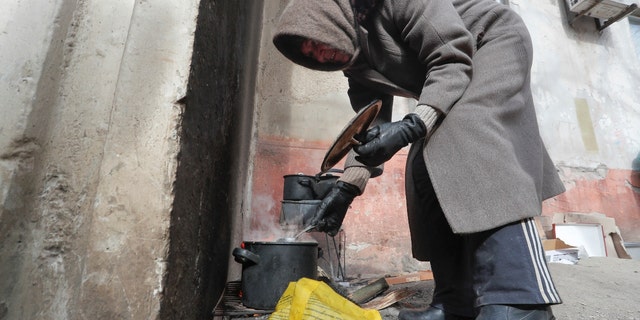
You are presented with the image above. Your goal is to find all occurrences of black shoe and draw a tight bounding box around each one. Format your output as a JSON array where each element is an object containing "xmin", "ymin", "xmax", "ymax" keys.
[
  {"xmin": 476, "ymin": 305, "xmax": 555, "ymax": 320},
  {"xmin": 398, "ymin": 307, "xmax": 474, "ymax": 320}
]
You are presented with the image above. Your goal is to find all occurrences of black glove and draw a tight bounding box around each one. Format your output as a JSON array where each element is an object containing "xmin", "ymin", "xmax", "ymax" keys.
[
  {"xmin": 354, "ymin": 114, "xmax": 427, "ymax": 167},
  {"xmin": 309, "ymin": 181, "xmax": 360, "ymax": 236}
]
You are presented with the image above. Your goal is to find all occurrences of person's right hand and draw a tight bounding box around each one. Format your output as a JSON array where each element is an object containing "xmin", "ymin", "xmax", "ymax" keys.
[
  {"xmin": 354, "ymin": 113, "xmax": 427, "ymax": 167},
  {"xmin": 308, "ymin": 181, "xmax": 360, "ymax": 236}
]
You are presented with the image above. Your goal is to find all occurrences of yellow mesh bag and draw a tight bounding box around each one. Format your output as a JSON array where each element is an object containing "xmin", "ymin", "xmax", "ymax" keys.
[{"xmin": 269, "ymin": 277, "xmax": 382, "ymax": 320}]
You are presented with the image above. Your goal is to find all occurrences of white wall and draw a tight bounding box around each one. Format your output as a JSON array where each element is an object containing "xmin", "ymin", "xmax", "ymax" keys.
[{"xmin": 516, "ymin": 0, "xmax": 640, "ymax": 170}]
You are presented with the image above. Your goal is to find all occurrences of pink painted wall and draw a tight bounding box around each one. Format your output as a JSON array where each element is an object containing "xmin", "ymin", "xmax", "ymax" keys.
[
  {"xmin": 251, "ymin": 136, "xmax": 640, "ymax": 275},
  {"xmin": 250, "ymin": 136, "xmax": 418, "ymax": 276},
  {"xmin": 543, "ymin": 169, "xmax": 640, "ymax": 242}
]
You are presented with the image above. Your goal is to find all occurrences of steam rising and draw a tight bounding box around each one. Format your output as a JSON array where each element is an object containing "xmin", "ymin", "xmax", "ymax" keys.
[{"xmin": 246, "ymin": 194, "xmax": 316, "ymax": 242}]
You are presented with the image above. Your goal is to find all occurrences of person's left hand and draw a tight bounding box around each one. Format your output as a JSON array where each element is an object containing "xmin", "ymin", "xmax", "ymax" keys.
[
  {"xmin": 354, "ymin": 114, "xmax": 427, "ymax": 167},
  {"xmin": 308, "ymin": 181, "xmax": 360, "ymax": 236}
]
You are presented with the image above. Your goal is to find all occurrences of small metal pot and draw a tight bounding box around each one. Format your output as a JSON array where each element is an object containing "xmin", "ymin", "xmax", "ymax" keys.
[
  {"xmin": 232, "ymin": 241, "xmax": 319, "ymax": 310},
  {"xmin": 313, "ymin": 173, "xmax": 340, "ymax": 199},
  {"xmin": 282, "ymin": 174, "xmax": 316, "ymax": 200},
  {"xmin": 282, "ymin": 171, "xmax": 341, "ymax": 201},
  {"xmin": 280, "ymin": 200, "xmax": 321, "ymax": 226}
]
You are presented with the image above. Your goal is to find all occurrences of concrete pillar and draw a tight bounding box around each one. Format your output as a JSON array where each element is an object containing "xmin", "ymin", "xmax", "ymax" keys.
[
  {"xmin": 160, "ymin": 1, "xmax": 264, "ymax": 318},
  {"xmin": 0, "ymin": 0, "xmax": 200, "ymax": 318}
]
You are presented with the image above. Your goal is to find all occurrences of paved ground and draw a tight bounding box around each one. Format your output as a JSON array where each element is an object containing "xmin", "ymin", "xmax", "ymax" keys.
[
  {"xmin": 378, "ymin": 257, "xmax": 640, "ymax": 319},
  {"xmin": 220, "ymin": 257, "xmax": 640, "ymax": 319}
]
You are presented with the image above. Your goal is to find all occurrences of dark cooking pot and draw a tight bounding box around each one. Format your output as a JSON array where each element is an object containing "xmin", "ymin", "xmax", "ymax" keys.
[
  {"xmin": 282, "ymin": 174, "xmax": 316, "ymax": 200},
  {"xmin": 282, "ymin": 170, "xmax": 342, "ymax": 201},
  {"xmin": 232, "ymin": 240, "xmax": 319, "ymax": 310},
  {"xmin": 280, "ymin": 200, "xmax": 321, "ymax": 226},
  {"xmin": 314, "ymin": 172, "xmax": 341, "ymax": 199}
]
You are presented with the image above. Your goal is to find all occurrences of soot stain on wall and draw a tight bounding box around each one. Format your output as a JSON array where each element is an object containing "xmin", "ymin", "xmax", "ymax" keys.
[{"xmin": 160, "ymin": 1, "xmax": 263, "ymax": 319}]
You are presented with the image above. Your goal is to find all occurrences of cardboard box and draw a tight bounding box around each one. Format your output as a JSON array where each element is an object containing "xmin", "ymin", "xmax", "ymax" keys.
[{"xmin": 542, "ymin": 238, "xmax": 574, "ymax": 250}]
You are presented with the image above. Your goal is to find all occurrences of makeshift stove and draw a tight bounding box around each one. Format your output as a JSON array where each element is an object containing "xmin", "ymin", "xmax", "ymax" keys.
[
  {"xmin": 214, "ymin": 100, "xmax": 383, "ymax": 318},
  {"xmin": 213, "ymin": 281, "xmax": 271, "ymax": 318},
  {"xmin": 214, "ymin": 171, "xmax": 347, "ymax": 318},
  {"xmin": 281, "ymin": 170, "xmax": 347, "ymax": 281}
]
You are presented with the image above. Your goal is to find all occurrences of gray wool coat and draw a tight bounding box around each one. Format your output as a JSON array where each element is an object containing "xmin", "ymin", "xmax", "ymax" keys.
[{"xmin": 273, "ymin": 0, "xmax": 566, "ymax": 259}]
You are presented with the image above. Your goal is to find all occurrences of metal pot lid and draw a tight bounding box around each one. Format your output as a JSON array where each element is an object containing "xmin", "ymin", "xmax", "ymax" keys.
[{"xmin": 320, "ymin": 99, "xmax": 382, "ymax": 173}]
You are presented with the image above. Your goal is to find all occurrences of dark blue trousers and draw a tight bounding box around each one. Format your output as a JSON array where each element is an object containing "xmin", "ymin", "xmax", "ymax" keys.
[{"xmin": 411, "ymin": 150, "xmax": 561, "ymax": 317}]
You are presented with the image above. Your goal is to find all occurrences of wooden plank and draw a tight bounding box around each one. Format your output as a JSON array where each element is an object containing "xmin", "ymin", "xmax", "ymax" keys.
[
  {"xmin": 348, "ymin": 277, "xmax": 389, "ymax": 304},
  {"xmin": 360, "ymin": 287, "xmax": 418, "ymax": 310},
  {"xmin": 384, "ymin": 270, "xmax": 434, "ymax": 285},
  {"xmin": 610, "ymin": 232, "xmax": 632, "ymax": 259}
]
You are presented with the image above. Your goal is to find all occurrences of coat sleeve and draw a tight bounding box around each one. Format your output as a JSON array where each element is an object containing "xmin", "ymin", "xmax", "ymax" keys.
[
  {"xmin": 342, "ymin": 76, "xmax": 391, "ymax": 178},
  {"xmin": 387, "ymin": 0, "xmax": 473, "ymax": 114}
]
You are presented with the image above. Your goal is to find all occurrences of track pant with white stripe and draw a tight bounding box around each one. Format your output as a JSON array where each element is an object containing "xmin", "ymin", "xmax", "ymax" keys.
[{"xmin": 411, "ymin": 151, "xmax": 561, "ymax": 317}]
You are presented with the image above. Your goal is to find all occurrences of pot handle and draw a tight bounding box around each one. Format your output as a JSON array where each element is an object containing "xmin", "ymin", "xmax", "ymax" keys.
[
  {"xmin": 297, "ymin": 178, "xmax": 313, "ymax": 187},
  {"xmin": 232, "ymin": 247, "xmax": 260, "ymax": 265},
  {"xmin": 315, "ymin": 169, "xmax": 343, "ymax": 178}
]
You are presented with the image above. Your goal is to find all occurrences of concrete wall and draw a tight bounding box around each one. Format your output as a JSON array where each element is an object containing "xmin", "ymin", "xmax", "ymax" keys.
[
  {"xmin": 0, "ymin": 0, "xmax": 200, "ymax": 318},
  {"xmin": 251, "ymin": 0, "xmax": 640, "ymax": 277}
]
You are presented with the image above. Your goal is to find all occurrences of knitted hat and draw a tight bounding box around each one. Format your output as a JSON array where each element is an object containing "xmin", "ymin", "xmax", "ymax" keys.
[{"xmin": 273, "ymin": 0, "xmax": 358, "ymax": 71}]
